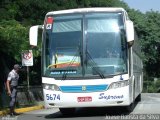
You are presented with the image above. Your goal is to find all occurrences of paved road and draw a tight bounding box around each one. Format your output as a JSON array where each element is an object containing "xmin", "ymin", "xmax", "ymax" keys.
[{"xmin": 1, "ymin": 93, "xmax": 160, "ymax": 120}]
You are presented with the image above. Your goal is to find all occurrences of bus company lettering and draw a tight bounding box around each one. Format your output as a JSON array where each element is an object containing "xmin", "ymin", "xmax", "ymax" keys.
[{"xmin": 99, "ymin": 93, "xmax": 124, "ymax": 100}]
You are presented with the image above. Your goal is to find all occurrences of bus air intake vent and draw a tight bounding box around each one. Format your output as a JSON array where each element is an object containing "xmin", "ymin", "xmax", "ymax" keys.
[{"xmin": 59, "ymin": 85, "xmax": 108, "ymax": 93}]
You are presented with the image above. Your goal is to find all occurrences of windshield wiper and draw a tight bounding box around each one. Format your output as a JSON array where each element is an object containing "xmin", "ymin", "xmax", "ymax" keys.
[
  {"xmin": 86, "ymin": 51, "xmax": 105, "ymax": 79},
  {"xmin": 61, "ymin": 49, "xmax": 81, "ymax": 80}
]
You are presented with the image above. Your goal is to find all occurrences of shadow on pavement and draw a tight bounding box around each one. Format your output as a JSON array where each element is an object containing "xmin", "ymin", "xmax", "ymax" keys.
[{"xmin": 44, "ymin": 101, "xmax": 139, "ymax": 119}]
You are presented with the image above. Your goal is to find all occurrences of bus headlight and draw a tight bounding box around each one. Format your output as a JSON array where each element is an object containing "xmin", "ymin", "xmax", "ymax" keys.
[
  {"xmin": 109, "ymin": 80, "xmax": 129, "ymax": 89},
  {"xmin": 43, "ymin": 83, "xmax": 60, "ymax": 91}
]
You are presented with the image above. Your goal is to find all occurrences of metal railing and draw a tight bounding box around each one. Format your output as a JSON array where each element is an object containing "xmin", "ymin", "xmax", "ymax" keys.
[{"xmin": 0, "ymin": 86, "xmax": 44, "ymax": 109}]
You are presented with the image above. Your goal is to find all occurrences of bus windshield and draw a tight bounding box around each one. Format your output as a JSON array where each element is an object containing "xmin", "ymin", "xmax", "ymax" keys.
[{"xmin": 43, "ymin": 12, "xmax": 127, "ymax": 79}]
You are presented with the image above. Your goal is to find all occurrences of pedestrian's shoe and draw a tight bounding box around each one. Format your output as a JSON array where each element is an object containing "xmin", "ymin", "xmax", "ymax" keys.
[
  {"xmin": 13, "ymin": 111, "xmax": 20, "ymax": 116},
  {"xmin": 9, "ymin": 107, "xmax": 14, "ymax": 116},
  {"xmin": 9, "ymin": 112, "xmax": 14, "ymax": 116},
  {"xmin": 9, "ymin": 112, "xmax": 20, "ymax": 116},
  {"xmin": 9, "ymin": 107, "xmax": 20, "ymax": 116}
]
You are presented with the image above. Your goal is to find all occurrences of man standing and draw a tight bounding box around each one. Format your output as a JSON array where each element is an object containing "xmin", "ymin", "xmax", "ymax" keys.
[{"xmin": 6, "ymin": 64, "xmax": 21, "ymax": 116}]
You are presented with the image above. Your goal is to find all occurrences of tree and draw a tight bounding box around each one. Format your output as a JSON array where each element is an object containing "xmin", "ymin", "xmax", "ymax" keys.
[
  {"xmin": 137, "ymin": 11, "xmax": 160, "ymax": 77},
  {"xmin": 0, "ymin": 20, "xmax": 28, "ymax": 61}
]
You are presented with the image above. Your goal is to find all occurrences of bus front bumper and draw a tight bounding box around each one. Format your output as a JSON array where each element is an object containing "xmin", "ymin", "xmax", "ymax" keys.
[{"xmin": 43, "ymin": 86, "xmax": 130, "ymax": 108}]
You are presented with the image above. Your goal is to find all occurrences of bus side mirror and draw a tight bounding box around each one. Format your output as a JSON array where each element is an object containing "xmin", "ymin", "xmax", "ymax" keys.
[
  {"xmin": 126, "ymin": 20, "xmax": 134, "ymax": 46},
  {"xmin": 29, "ymin": 26, "xmax": 39, "ymax": 46},
  {"xmin": 29, "ymin": 25, "xmax": 43, "ymax": 47}
]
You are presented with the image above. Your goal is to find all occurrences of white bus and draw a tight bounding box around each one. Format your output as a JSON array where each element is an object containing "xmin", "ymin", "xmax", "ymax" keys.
[{"xmin": 29, "ymin": 8, "xmax": 143, "ymax": 114}]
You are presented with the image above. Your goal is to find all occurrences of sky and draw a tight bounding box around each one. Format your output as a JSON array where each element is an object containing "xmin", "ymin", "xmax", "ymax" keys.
[{"xmin": 122, "ymin": 0, "xmax": 160, "ymax": 13}]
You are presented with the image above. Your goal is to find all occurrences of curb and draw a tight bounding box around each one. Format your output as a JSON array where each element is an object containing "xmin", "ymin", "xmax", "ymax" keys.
[{"xmin": 0, "ymin": 105, "xmax": 44, "ymax": 116}]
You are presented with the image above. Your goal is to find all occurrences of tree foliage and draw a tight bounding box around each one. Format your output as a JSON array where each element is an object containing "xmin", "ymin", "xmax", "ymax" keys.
[
  {"xmin": 128, "ymin": 9, "xmax": 160, "ymax": 77},
  {"xmin": 141, "ymin": 11, "xmax": 160, "ymax": 77},
  {"xmin": 0, "ymin": 20, "xmax": 28, "ymax": 60}
]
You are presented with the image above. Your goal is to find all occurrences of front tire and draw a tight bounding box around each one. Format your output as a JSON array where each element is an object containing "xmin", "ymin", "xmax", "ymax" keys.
[
  {"xmin": 124, "ymin": 102, "xmax": 135, "ymax": 113},
  {"xmin": 136, "ymin": 94, "xmax": 141, "ymax": 102},
  {"xmin": 59, "ymin": 108, "xmax": 75, "ymax": 116}
]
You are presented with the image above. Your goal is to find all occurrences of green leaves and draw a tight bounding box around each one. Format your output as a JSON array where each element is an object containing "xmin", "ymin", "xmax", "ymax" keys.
[
  {"xmin": 0, "ymin": 20, "xmax": 28, "ymax": 61},
  {"xmin": 127, "ymin": 8, "xmax": 160, "ymax": 77},
  {"xmin": 140, "ymin": 11, "xmax": 160, "ymax": 76}
]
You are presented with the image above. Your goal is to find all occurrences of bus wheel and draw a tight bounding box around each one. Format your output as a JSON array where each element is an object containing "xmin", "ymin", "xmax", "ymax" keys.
[
  {"xmin": 125, "ymin": 101, "xmax": 135, "ymax": 113},
  {"xmin": 136, "ymin": 94, "xmax": 141, "ymax": 102},
  {"xmin": 59, "ymin": 108, "xmax": 75, "ymax": 116}
]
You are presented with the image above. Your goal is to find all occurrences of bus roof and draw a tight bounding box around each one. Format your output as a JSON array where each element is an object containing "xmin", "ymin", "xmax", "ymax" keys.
[{"xmin": 46, "ymin": 7, "xmax": 126, "ymax": 16}]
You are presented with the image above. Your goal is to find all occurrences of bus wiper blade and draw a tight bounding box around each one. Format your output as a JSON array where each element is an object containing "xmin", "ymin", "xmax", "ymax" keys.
[
  {"xmin": 92, "ymin": 66, "xmax": 105, "ymax": 79},
  {"xmin": 62, "ymin": 58, "xmax": 77, "ymax": 80},
  {"xmin": 86, "ymin": 51, "xmax": 105, "ymax": 79},
  {"xmin": 62, "ymin": 49, "xmax": 81, "ymax": 80}
]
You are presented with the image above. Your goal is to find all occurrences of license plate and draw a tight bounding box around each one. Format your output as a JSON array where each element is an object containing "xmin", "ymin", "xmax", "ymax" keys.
[{"xmin": 77, "ymin": 96, "xmax": 92, "ymax": 102}]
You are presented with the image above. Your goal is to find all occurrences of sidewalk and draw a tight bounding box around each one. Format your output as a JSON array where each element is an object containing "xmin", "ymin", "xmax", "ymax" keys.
[{"xmin": 0, "ymin": 105, "xmax": 44, "ymax": 116}]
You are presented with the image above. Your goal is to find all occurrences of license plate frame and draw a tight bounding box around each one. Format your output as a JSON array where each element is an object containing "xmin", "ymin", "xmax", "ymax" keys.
[{"xmin": 77, "ymin": 96, "xmax": 92, "ymax": 102}]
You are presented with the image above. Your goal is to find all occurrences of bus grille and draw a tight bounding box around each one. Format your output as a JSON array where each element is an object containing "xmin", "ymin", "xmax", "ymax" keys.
[{"xmin": 59, "ymin": 85, "xmax": 108, "ymax": 92}]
